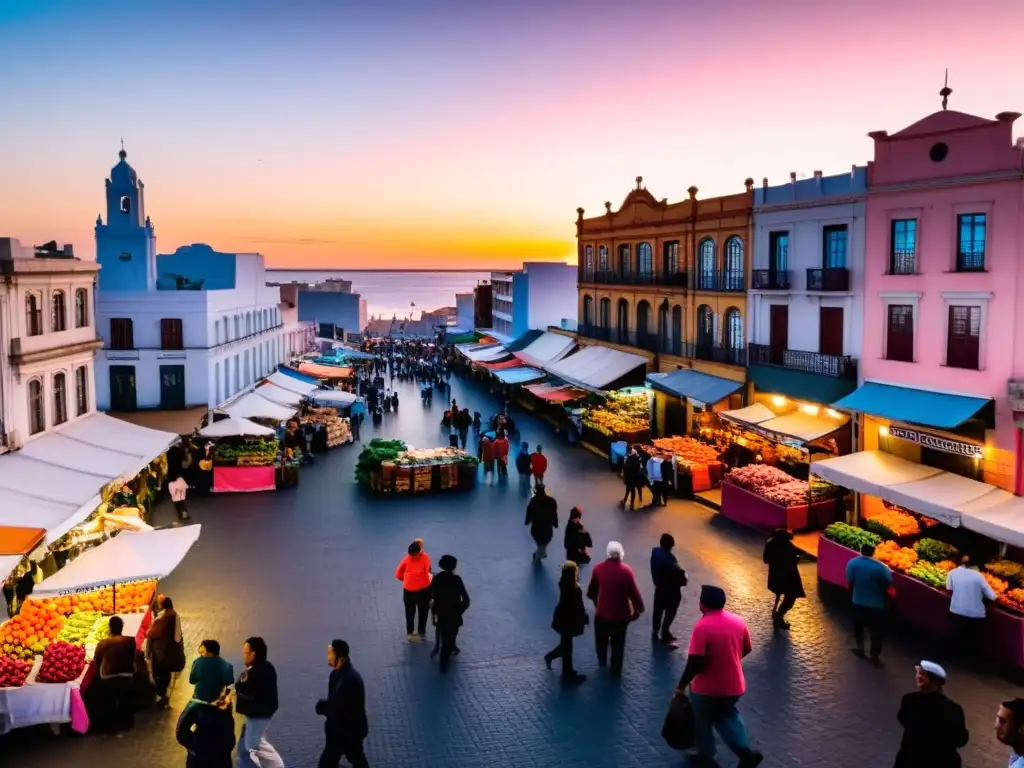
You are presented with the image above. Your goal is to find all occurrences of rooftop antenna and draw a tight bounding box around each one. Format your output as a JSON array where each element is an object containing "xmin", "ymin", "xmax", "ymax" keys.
[{"xmin": 940, "ymin": 69, "xmax": 952, "ymax": 111}]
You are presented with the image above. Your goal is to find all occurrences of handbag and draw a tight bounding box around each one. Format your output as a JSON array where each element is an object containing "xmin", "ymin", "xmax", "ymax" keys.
[{"xmin": 661, "ymin": 692, "xmax": 696, "ymax": 750}]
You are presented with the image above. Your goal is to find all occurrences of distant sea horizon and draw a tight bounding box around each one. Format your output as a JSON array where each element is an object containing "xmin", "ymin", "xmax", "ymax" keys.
[{"xmin": 268, "ymin": 268, "xmax": 490, "ymax": 321}]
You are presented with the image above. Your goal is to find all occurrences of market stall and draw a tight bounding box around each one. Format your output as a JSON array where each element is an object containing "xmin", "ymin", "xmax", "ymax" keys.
[
  {"xmin": 0, "ymin": 526, "xmax": 201, "ymax": 733},
  {"xmin": 302, "ymin": 406, "xmax": 353, "ymax": 449},
  {"xmin": 581, "ymin": 387, "xmax": 650, "ymax": 448},
  {"xmin": 648, "ymin": 436, "xmax": 725, "ymax": 496},
  {"xmin": 646, "ymin": 369, "xmax": 745, "ymax": 440},
  {"xmin": 356, "ymin": 439, "xmax": 478, "ymax": 494},
  {"xmin": 297, "ymin": 362, "xmax": 354, "ymax": 380},
  {"xmin": 199, "ymin": 417, "xmax": 280, "ymax": 493},
  {"xmin": 223, "ymin": 392, "xmax": 297, "ymax": 422}
]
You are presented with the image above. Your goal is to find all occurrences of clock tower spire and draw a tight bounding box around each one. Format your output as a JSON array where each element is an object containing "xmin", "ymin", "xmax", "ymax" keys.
[{"xmin": 95, "ymin": 145, "xmax": 157, "ymax": 291}]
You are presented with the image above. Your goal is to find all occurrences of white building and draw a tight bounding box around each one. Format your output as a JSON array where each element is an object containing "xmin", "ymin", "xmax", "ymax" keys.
[
  {"xmin": 746, "ymin": 168, "xmax": 867, "ymax": 405},
  {"xmin": 455, "ymin": 292, "xmax": 475, "ymax": 330},
  {"xmin": 489, "ymin": 261, "xmax": 578, "ymax": 340},
  {"xmin": 94, "ymin": 148, "xmax": 295, "ymax": 411},
  {"xmin": 0, "ymin": 239, "xmax": 102, "ymax": 453}
]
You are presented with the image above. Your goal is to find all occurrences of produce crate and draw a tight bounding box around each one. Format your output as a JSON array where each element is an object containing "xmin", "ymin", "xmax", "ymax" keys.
[
  {"xmin": 413, "ymin": 467, "xmax": 432, "ymax": 492},
  {"xmin": 395, "ymin": 467, "xmax": 412, "ymax": 493}
]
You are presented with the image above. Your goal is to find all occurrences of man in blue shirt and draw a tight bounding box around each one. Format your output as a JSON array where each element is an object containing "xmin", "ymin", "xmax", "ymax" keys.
[{"xmin": 845, "ymin": 542, "xmax": 893, "ymax": 662}]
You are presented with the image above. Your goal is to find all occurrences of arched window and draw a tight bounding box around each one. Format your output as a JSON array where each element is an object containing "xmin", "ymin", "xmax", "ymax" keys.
[
  {"xmin": 697, "ymin": 304, "xmax": 715, "ymax": 347},
  {"xmin": 28, "ymin": 379, "xmax": 45, "ymax": 434},
  {"xmin": 637, "ymin": 242, "xmax": 653, "ymax": 277},
  {"xmin": 75, "ymin": 365, "xmax": 89, "ymax": 416},
  {"xmin": 658, "ymin": 301, "xmax": 669, "ymax": 352},
  {"xmin": 582, "ymin": 295, "xmax": 594, "ymax": 328},
  {"xmin": 599, "ymin": 297, "xmax": 611, "ymax": 328},
  {"xmin": 616, "ymin": 298, "xmax": 630, "ymax": 343},
  {"xmin": 598, "ymin": 246, "xmax": 609, "ymax": 274},
  {"xmin": 583, "ymin": 246, "xmax": 595, "ymax": 279},
  {"xmin": 51, "ymin": 291, "xmax": 67, "ymax": 332},
  {"xmin": 698, "ymin": 239, "xmax": 716, "ymax": 289},
  {"xmin": 53, "ymin": 372, "xmax": 68, "ymax": 425},
  {"xmin": 663, "ymin": 241, "xmax": 679, "ymax": 277},
  {"xmin": 724, "ymin": 237, "xmax": 744, "ymax": 290},
  {"xmin": 672, "ymin": 304, "xmax": 683, "ymax": 356},
  {"xmin": 618, "ymin": 244, "xmax": 631, "ymax": 278},
  {"xmin": 636, "ymin": 300, "xmax": 651, "ymax": 341},
  {"xmin": 26, "ymin": 292, "xmax": 42, "ymax": 336},
  {"xmin": 724, "ymin": 307, "xmax": 743, "ymax": 350},
  {"xmin": 74, "ymin": 288, "xmax": 89, "ymax": 328}
]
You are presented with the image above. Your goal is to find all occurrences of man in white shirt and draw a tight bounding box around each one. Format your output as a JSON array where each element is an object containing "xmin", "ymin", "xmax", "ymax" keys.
[
  {"xmin": 946, "ymin": 555, "xmax": 996, "ymax": 658},
  {"xmin": 995, "ymin": 698, "xmax": 1024, "ymax": 767}
]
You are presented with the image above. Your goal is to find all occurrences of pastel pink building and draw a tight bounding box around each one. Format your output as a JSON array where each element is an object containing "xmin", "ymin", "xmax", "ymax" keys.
[{"xmin": 850, "ymin": 102, "xmax": 1024, "ymax": 492}]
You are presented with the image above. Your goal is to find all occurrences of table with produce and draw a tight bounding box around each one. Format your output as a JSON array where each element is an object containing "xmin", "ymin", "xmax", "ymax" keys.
[
  {"xmin": 651, "ymin": 436, "xmax": 723, "ymax": 493},
  {"xmin": 356, "ymin": 439, "xmax": 479, "ymax": 494},
  {"xmin": 818, "ymin": 520, "xmax": 1024, "ymax": 670},
  {"xmin": 582, "ymin": 391, "xmax": 650, "ymax": 446},
  {"xmin": 0, "ymin": 581, "xmax": 154, "ymax": 732},
  {"xmin": 213, "ymin": 437, "xmax": 280, "ymax": 493},
  {"xmin": 719, "ymin": 464, "xmax": 843, "ymax": 532}
]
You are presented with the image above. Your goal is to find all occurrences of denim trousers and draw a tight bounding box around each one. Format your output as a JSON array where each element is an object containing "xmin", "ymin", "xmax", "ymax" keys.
[
  {"xmin": 237, "ymin": 716, "xmax": 284, "ymax": 768},
  {"xmin": 689, "ymin": 693, "xmax": 751, "ymax": 759}
]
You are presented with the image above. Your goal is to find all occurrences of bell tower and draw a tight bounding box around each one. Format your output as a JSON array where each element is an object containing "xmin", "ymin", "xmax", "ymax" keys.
[{"xmin": 95, "ymin": 143, "xmax": 157, "ymax": 291}]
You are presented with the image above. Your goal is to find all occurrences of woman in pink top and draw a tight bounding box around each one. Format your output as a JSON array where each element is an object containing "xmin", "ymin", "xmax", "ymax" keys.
[
  {"xmin": 675, "ymin": 585, "xmax": 762, "ymax": 767},
  {"xmin": 395, "ymin": 539, "xmax": 432, "ymax": 642}
]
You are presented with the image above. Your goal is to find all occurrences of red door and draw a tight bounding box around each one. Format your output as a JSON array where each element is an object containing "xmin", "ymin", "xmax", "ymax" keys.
[
  {"xmin": 769, "ymin": 305, "xmax": 789, "ymax": 364},
  {"xmin": 819, "ymin": 307, "xmax": 844, "ymax": 357}
]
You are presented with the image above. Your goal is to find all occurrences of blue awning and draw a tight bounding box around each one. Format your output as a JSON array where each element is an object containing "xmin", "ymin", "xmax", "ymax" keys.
[
  {"xmin": 646, "ymin": 369, "xmax": 743, "ymax": 404},
  {"xmin": 832, "ymin": 383, "xmax": 990, "ymax": 430},
  {"xmin": 493, "ymin": 367, "xmax": 545, "ymax": 385}
]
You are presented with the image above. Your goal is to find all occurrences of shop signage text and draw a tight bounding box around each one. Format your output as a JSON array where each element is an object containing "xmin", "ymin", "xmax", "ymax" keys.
[{"xmin": 888, "ymin": 425, "xmax": 981, "ymax": 458}]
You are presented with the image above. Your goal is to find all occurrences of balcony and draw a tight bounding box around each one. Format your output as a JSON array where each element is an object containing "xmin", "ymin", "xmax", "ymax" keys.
[
  {"xmin": 889, "ymin": 250, "xmax": 916, "ymax": 275},
  {"xmin": 806, "ymin": 267, "xmax": 850, "ymax": 292},
  {"xmin": 689, "ymin": 271, "xmax": 745, "ymax": 293},
  {"xmin": 748, "ymin": 343, "xmax": 857, "ymax": 379},
  {"xmin": 582, "ymin": 271, "xmax": 689, "ymax": 288},
  {"xmin": 682, "ymin": 342, "xmax": 746, "ymax": 367},
  {"xmin": 578, "ymin": 323, "xmax": 611, "ymax": 343},
  {"xmin": 577, "ymin": 325, "xmax": 679, "ymax": 355},
  {"xmin": 751, "ymin": 270, "xmax": 790, "ymax": 290}
]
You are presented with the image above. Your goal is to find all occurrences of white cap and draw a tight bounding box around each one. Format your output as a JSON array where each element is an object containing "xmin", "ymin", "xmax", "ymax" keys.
[
  {"xmin": 607, "ymin": 541, "xmax": 624, "ymax": 560},
  {"xmin": 919, "ymin": 660, "xmax": 946, "ymax": 680}
]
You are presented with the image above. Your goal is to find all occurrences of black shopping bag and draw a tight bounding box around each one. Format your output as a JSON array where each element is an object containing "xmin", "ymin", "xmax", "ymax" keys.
[{"xmin": 661, "ymin": 692, "xmax": 696, "ymax": 750}]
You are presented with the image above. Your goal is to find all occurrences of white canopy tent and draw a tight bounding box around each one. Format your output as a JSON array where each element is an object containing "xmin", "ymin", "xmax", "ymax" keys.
[
  {"xmin": 0, "ymin": 554, "xmax": 24, "ymax": 581},
  {"xmin": 32, "ymin": 526, "xmax": 202, "ymax": 598},
  {"xmin": 542, "ymin": 345, "xmax": 647, "ymax": 391},
  {"xmin": 719, "ymin": 403, "xmax": 776, "ymax": 426},
  {"xmin": 457, "ymin": 343, "xmax": 508, "ymax": 363},
  {"xmin": 224, "ymin": 392, "xmax": 297, "ymax": 421},
  {"xmin": 307, "ymin": 390, "xmax": 357, "ymax": 407},
  {"xmin": 513, "ymin": 332, "xmax": 575, "ymax": 368},
  {"xmin": 719, "ymin": 404, "xmax": 843, "ymax": 445},
  {"xmin": 959, "ymin": 492, "xmax": 1024, "ymax": 549},
  {"xmin": 198, "ymin": 417, "xmax": 276, "ymax": 438},
  {"xmin": 265, "ymin": 371, "xmax": 318, "ymax": 396},
  {"xmin": 254, "ymin": 383, "xmax": 304, "ymax": 406},
  {"xmin": 809, "ymin": 450, "xmax": 942, "ymax": 499}
]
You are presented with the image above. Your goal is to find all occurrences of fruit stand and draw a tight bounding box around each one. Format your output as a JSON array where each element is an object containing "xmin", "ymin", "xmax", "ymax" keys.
[
  {"xmin": 356, "ymin": 439, "xmax": 479, "ymax": 494},
  {"xmin": 199, "ymin": 417, "xmax": 280, "ymax": 493},
  {"xmin": 818, "ymin": 521, "xmax": 1024, "ymax": 670},
  {"xmin": 719, "ymin": 464, "xmax": 844, "ymax": 532},
  {"xmin": 650, "ymin": 436, "xmax": 725, "ymax": 495},
  {"xmin": 302, "ymin": 406, "xmax": 353, "ymax": 449},
  {"xmin": 581, "ymin": 389, "xmax": 650, "ymax": 453},
  {"xmin": 0, "ymin": 526, "xmax": 200, "ymax": 733}
]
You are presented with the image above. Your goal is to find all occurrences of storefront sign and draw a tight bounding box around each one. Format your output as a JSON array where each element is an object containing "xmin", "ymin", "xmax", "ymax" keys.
[{"xmin": 888, "ymin": 425, "xmax": 982, "ymax": 458}]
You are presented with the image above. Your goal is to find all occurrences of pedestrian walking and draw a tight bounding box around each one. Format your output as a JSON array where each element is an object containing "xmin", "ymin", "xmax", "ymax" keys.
[
  {"xmin": 647, "ymin": 455, "xmax": 667, "ymax": 506},
  {"xmin": 675, "ymin": 585, "xmax": 763, "ymax": 767},
  {"xmin": 525, "ymin": 484, "xmax": 559, "ymax": 562},
  {"xmin": 429, "ymin": 555, "xmax": 471, "ymax": 673},
  {"xmin": 530, "ymin": 445, "xmax": 548, "ymax": 485},
  {"xmin": 395, "ymin": 539, "xmax": 432, "ymax": 642},
  {"xmin": 168, "ymin": 474, "xmax": 191, "ymax": 521},
  {"xmin": 515, "ymin": 441, "xmax": 533, "ymax": 489},
  {"xmin": 349, "ymin": 399, "xmax": 365, "ymax": 442},
  {"xmin": 92, "ymin": 616, "xmax": 137, "ymax": 734},
  {"xmin": 189, "ymin": 639, "xmax": 234, "ymax": 704},
  {"xmin": 316, "ymin": 639, "xmax": 370, "ymax": 768},
  {"xmin": 458, "ymin": 408, "xmax": 472, "ymax": 449},
  {"xmin": 235, "ymin": 637, "xmax": 283, "ymax": 768},
  {"xmin": 651, "ymin": 533, "xmax": 687, "ymax": 645},
  {"xmin": 481, "ymin": 436, "xmax": 495, "ymax": 481},
  {"xmin": 586, "ymin": 541, "xmax": 644, "ymax": 677},
  {"xmin": 996, "ymin": 698, "xmax": 1024, "ymax": 767},
  {"xmin": 845, "ymin": 542, "xmax": 893, "ymax": 662},
  {"xmin": 146, "ymin": 594, "xmax": 185, "ymax": 709},
  {"xmin": 762, "ymin": 529, "xmax": 805, "ymax": 630},
  {"xmin": 564, "ymin": 507, "xmax": 593, "ymax": 566},
  {"xmin": 544, "ymin": 561, "xmax": 588, "ymax": 683},
  {"xmin": 946, "ymin": 555, "xmax": 996, "ymax": 660},
  {"xmin": 621, "ymin": 449, "xmax": 643, "ymax": 510},
  {"xmin": 176, "ymin": 687, "xmax": 236, "ymax": 768},
  {"xmin": 894, "ymin": 661, "xmax": 968, "ymax": 768},
  {"xmin": 492, "ymin": 430, "xmax": 510, "ymax": 478}
]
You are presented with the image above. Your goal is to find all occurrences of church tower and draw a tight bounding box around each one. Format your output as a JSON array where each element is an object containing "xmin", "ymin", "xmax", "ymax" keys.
[{"xmin": 95, "ymin": 145, "xmax": 157, "ymax": 291}]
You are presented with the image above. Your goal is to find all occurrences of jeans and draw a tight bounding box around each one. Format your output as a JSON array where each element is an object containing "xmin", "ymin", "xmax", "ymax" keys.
[
  {"xmin": 533, "ymin": 542, "xmax": 548, "ymax": 561},
  {"xmin": 439, "ymin": 625, "xmax": 460, "ymax": 671},
  {"xmin": 689, "ymin": 693, "xmax": 752, "ymax": 760},
  {"xmin": 403, "ymin": 587, "xmax": 431, "ymax": 635},
  {"xmin": 545, "ymin": 633, "xmax": 576, "ymax": 676},
  {"xmin": 97, "ymin": 676, "xmax": 134, "ymax": 733},
  {"xmin": 652, "ymin": 589, "xmax": 680, "ymax": 638},
  {"xmin": 152, "ymin": 661, "xmax": 172, "ymax": 698},
  {"xmin": 318, "ymin": 735, "xmax": 370, "ymax": 768},
  {"xmin": 237, "ymin": 717, "xmax": 284, "ymax": 768},
  {"xmin": 951, "ymin": 613, "xmax": 984, "ymax": 658},
  {"xmin": 622, "ymin": 484, "xmax": 637, "ymax": 508},
  {"xmin": 852, "ymin": 604, "xmax": 886, "ymax": 658},
  {"xmin": 594, "ymin": 617, "xmax": 629, "ymax": 675}
]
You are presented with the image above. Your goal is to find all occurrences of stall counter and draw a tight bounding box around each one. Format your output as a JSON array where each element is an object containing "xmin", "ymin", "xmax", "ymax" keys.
[
  {"xmin": 719, "ymin": 482, "xmax": 840, "ymax": 532},
  {"xmin": 816, "ymin": 536, "xmax": 1024, "ymax": 671},
  {"xmin": 213, "ymin": 465, "xmax": 276, "ymax": 493}
]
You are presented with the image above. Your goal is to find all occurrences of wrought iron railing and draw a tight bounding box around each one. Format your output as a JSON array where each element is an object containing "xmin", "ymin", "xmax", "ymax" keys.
[
  {"xmin": 690, "ymin": 271, "xmax": 745, "ymax": 292},
  {"xmin": 748, "ymin": 343, "xmax": 857, "ymax": 379},
  {"xmin": 681, "ymin": 342, "xmax": 746, "ymax": 366},
  {"xmin": 581, "ymin": 271, "xmax": 689, "ymax": 288},
  {"xmin": 889, "ymin": 249, "xmax": 916, "ymax": 275},
  {"xmin": 956, "ymin": 246, "xmax": 986, "ymax": 272},
  {"xmin": 806, "ymin": 267, "xmax": 850, "ymax": 292},
  {"xmin": 751, "ymin": 269, "xmax": 790, "ymax": 290}
]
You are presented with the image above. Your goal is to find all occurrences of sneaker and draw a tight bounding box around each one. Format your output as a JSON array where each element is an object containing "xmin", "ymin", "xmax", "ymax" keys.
[
  {"xmin": 738, "ymin": 751, "xmax": 764, "ymax": 768},
  {"xmin": 661, "ymin": 631, "xmax": 677, "ymax": 643},
  {"xmin": 407, "ymin": 633, "xmax": 418, "ymax": 643},
  {"xmin": 562, "ymin": 672, "xmax": 587, "ymax": 684}
]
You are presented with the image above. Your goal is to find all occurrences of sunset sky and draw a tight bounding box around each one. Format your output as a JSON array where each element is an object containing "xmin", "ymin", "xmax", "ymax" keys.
[{"xmin": 1, "ymin": 0, "xmax": 1022, "ymax": 269}]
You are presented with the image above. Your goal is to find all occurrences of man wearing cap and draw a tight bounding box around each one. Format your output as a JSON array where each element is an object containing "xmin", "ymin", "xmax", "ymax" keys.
[
  {"xmin": 894, "ymin": 661, "xmax": 968, "ymax": 767},
  {"xmin": 995, "ymin": 698, "xmax": 1024, "ymax": 768},
  {"xmin": 675, "ymin": 585, "xmax": 762, "ymax": 768},
  {"xmin": 586, "ymin": 541, "xmax": 644, "ymax": 677},
  {"xmin": 429, "ymin": 555, "xmax": 471, "ymax": 673}
]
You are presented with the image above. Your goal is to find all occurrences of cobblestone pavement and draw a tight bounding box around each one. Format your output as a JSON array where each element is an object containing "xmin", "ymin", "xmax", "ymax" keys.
[{"xmin": 3, "ymin": 373, "xmax": 1020, "ymax": 767}]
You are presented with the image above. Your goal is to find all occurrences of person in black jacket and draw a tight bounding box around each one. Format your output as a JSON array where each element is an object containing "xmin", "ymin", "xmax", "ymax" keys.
[
  {"xmin": 235, "ymin": 637, "xmax": 282, "ymax": 768},
  {"xmin": 650, "ymin": 533, "xmax": 688, "ymax": 644},
  {"xmin": 176, "ymin": 688, "xmax": 236, "ymax": 768},
  {"xmin": 430, "ymin": 555, "xmax": 471, "ymax": 673},
  {"xmin": 564, "ymin": 507, "xmax": 593, "ymax": 566},
  {"xmin": 525, "ymin": 484, "xmax": 559, "ymax": 563},
  {"xmin": 544, "ymin": 562, "xmax": 588, "ymax": 683},
  {"xmin": 894, "ymin": 661, "xmax": 968, "ymax": 768},
  {"xmin": 763, "ymin": 528, "xmax": 805, "ymax": 630},
  {"xmin": 316, "ymin": 639, "xmax": 370, "ymax": 768}
]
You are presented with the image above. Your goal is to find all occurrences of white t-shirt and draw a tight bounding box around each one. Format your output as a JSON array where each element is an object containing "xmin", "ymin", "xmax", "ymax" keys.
[
  {"xmin": 1009, "ymin": 751, "xmax": 1024, "ymax": 768},
  {"xmin": 168, "ymin": 477, "xmax": 189, "ymax": 502},
  {"xmin": 946, "ymin": 566, "xmax": 996, "ymax": 619}
]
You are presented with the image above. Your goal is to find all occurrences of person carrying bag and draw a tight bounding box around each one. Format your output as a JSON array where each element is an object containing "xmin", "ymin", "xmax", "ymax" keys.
[{"xmin": 662, "ymin": 690, "xmax": 696, "ymax": 750}]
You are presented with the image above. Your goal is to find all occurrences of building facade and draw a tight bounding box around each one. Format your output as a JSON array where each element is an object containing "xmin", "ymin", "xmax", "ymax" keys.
[
  {"xmin": 747, "ymin": 168, "xmax": 867, "ymax": 405},
  {"xmin": 490, "ymin": 262, "xmax": 577, "ymax": 339},
  {"xmin": 576, "ymin": 177, "xmax": 753, "ymax": 382},
  {"xmin": 856, "ymin": 105, "xmax": 1024, "ymax": 491},
  {"xmin": 0, "ymin": 239, "xmax": 102, "ymax": 452},
  {"xmin": 94, "ymin": 149, "xmax": 289, "ymax": 412},
  {"xmin": 296, "ymin": 290, "xmax": 368, "ymax": 337}
]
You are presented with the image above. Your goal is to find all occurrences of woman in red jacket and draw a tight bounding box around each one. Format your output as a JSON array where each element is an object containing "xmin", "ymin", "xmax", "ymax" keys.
[
  {"xmin": 492, "ymin": 431, "xmax": 510, "ymax": 478},
  {"xmin": 395, "ymin": 539, "xmax": 432, "ymax": 642}
]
